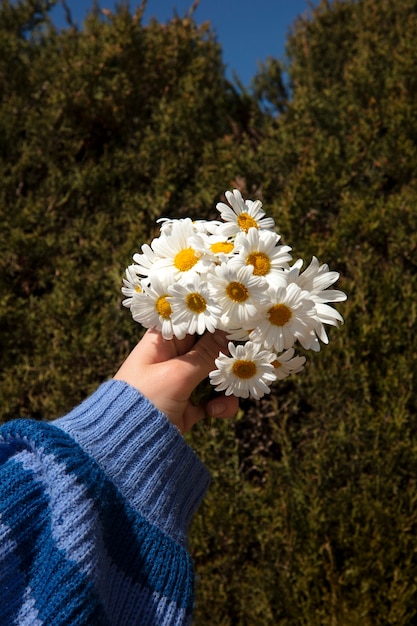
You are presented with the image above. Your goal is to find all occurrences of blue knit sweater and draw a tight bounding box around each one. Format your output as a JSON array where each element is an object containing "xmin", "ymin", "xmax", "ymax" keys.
[{"xmin": 0, "ymin": 380, "xmax": 211, "ymax": 625}]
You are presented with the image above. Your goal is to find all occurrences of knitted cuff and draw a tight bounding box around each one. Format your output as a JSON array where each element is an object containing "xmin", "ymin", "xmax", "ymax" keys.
[{"xmin": 55, "ymin": 380, "xmax": 211, "ymax": 547}]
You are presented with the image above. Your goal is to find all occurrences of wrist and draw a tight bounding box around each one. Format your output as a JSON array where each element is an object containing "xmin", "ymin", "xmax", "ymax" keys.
[{"xmin": 55, "ymin": 379, "xmax": 211, "ymax": 545}]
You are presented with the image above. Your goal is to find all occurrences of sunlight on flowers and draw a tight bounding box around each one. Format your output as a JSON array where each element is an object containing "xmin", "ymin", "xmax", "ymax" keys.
[{"xmin": 122, "ymin": 189, "xmax": 347, "ymax": 399}]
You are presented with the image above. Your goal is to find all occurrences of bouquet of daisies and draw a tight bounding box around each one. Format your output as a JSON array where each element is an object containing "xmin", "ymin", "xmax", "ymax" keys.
[{"xmin": 121, "ymin": 189, "xmax": 347, "ymax": 400}]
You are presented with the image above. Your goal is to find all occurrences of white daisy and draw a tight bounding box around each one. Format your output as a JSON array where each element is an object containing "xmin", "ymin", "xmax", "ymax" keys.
[
  {"xmin": 230, "ymin": 227, "xmax": 292, "ymax": 287},
  {"xmin": 121, "ymin": 264, "xmax": 144, "ymax": 308},
  {"xmin": 156, "ymin": 217, "xmax": 174, "ymax": 232},
  {"xmin": 271, "ymin": 348, "xmax": 306, "ymax": 380},
  {"xmin": 156, "ymin": 217, "xmax": 180, "ymax": 235},
  {"xmin": 209, "ymin": 341, "xmax": 277, "ymax": 400},
  {"xmin": 151, "ymin": 218, "xmax": 211, "ymax": 278},
  {"xmin": 208, "ymin": 263, "xmax": 269, "ymax": 328},
  {"xmin": 132, "ymin": 243, "xmax": 161, "ymax": 278},
  {"xmin": 192, "ymin": 219, "xmax": 223, "ymax": 234},
  {"xmin": 289, "ymin": 256, "xmax": 347, "ymax": 344},
  {"xmin": 130, "ymin": 272, "xmax": 185, "ymax": 340},
  {"xmin": 156, "ymin": 217, "xmax": 214, "ymax": 236},
  {"xmin": 200, "ymin": 219, "xmax": 224, "ymax": 234},
  {"xmin": 226, "ymin": 326, "xmax": 252, "ymax": 342},
  {"xmin": 168, "ymin": 274, "xmax": 222, "ymax": 336},
  {"xmin": 191, "ymin": 232, "xmax": 237, "ymax": 264},
  {"xmin": 216, "ymin": 189, "xmax": 275, "ymax": 236},
  {"xmin": 249, "ymin": 282, "xmax": 318, "ymax": 352},
  {"xmin": 293, "ymin": 256, "xmax": 346, "ymax": 301}
]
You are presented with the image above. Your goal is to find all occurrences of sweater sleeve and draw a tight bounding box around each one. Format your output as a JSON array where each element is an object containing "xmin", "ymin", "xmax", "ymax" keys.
[{"xmin": 0, "ymin": 379, "xmax": 211, "ymax": 626}]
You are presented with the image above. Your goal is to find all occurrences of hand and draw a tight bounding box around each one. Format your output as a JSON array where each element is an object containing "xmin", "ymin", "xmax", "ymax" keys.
[{"xmin": 114, "ymin": 329, "xmax": 239, "ymax": 433}]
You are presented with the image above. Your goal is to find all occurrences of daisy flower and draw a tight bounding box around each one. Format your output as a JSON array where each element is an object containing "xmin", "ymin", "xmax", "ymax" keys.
[
  {"xmin": 208, "ymin": 263, "xmax": 269, "ymax": 328},
  {"xmin": 191, "ymin": 232, "xmax": 237, "ymax": 264},
  {"xmin": 156, "ymin": 217, "xmax": 216, "ymax": 236},
  {"xmin": 151, "ymin": 218, "xmax": 212, "ymax": 278},
  {"xmin": 192, "ymin": 219, "xmax": 223, "ymax": 234},
  {"xmin": 132, "ymin": 243, "xmax": 161, "ymax": 278},
  {"xmin": 121, "ymin": 265, "xmax": 144, "ymax": 308},
  {"xmin": 200, "ymin": 219, "xmax": 224, "ymax": 234},
  {"xmin": 216, "ymin": 189, "xmax": 275, "ymax": 236},
  {"xmin": 168, "ymin": 274, "xmax": 222, "ymax": 336},
  {"xmin": 229, "ymin": 227, "xmax": 292, "ymax": 287},
  {"xmin": 226, "ymin": 326, "xmax": 252, "ymax": 342},
  {"xmin": 293, "ymin": 256, "xmax": 346, "ymax": 302},
  {"xmin": 156, "ymin": 217, "xmax": 174, "ymax": 231},
  {"xmin": 271, "ymin": 348, "xmax": 306, "ymax": 380},
  {"xmin": 289, "ymin": 256, "xmax": 347, "ymax": 344},
  {"xmin": 249, "ymin": 282, "xmax": 318, "ymax": 353},
  {"xmin": 156, "ymin": 217, "xmax": 186, "ymax": 235},
  {"xmin": 209, "ymin": 341, "xmax": 277, "ymax": 400},
  {"xmin": 130, "ymin": 272, "xmax": 185, "ymax": 340}
]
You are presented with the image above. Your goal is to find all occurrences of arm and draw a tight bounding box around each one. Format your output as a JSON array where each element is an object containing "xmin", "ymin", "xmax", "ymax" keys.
[{"xmin": 0, "ymin": 330, "xmax": 238, "ymax": 626}]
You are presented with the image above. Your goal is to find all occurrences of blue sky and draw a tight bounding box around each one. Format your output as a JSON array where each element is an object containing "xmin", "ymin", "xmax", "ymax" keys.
[{"xmin": 51, "ymin": 0, "xmax": 319, "ymax": 86}]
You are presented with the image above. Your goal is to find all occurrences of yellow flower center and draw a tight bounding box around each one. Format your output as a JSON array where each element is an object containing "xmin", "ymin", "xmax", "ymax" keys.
[
  {"xmin": 226, "ymin": 281, "xmax": 249, "ymax": 302},
  {"xmin": 271, "ymin": 360, "xmax": 281, "ymax": 369},
  {"xmin": 246, "ymin": 251, "xmax": 271, "ymax": 276},
  {"xmin": 232, "ymin": 359, "xmax": 257, "ymax": 379},
  {"xmin": 156, "ymin": 295, "xmax": 172, "ymax": 319},
  {"xmin": 237, "ymin": 212, "xmax": 258, "ymax": 232},
  {"xmin": 174, "ymin": 248, "xmax": 199, "ymax": 272},
  {"xmin": 210, "ymin": 241, "xmax": 234, "ymax": 254},
  {"xmin": 186, "ymin": 292, "xmax": 207, "ymax": 313},
  {"xmin": 268, "ymin": 303, "xmax": 292, "ymax": 326},
  {"xmin": 135, "ymin": 284, "xmax": 142, "ymax": 293}
]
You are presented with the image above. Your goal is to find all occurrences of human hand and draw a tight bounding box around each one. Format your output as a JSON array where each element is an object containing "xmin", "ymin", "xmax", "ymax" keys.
[{"xmin": 113, "ymin": 329, "xmax": 239, "ymax": 433}]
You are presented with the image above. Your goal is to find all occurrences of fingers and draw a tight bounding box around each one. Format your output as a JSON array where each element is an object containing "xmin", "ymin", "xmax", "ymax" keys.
[
  {"xmin": 114, "ymin": 329, "xmax": 236, "ymax": 434},
  {"xmin": 124, "ymin": 328, "xmax": 228, "ymax": 372},
  {"xmin": 206, "ymin": 393, "xmax": 239, "ymax": 419},
  {"xmin": 173, "ymin": 331, "xmax": 229, "ymax": 394},
  {"xmin": 132, "ymin": 329, "xmax": 197, "ymax": 365},
  {"xmin": 181, "ymin": 393, "xmax": 239, "ymax": 433},
  {"xmin": 134, "ymin": 330, "xmax": 229, "ymax": 404}
]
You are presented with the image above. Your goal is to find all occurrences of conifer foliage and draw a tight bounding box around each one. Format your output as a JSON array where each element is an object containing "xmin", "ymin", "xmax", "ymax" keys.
[
  {"xmin": 1, "ymin": 0, "xmax": 417, "ymax": 624},
  {"xmin": 0, "ymin": 0, "xmax": 243, "ymax": 418}
]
